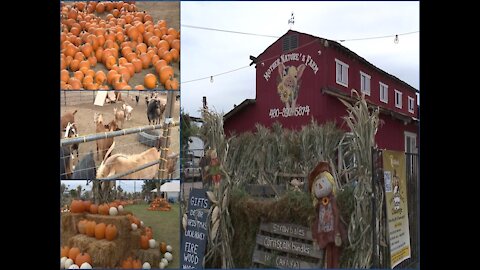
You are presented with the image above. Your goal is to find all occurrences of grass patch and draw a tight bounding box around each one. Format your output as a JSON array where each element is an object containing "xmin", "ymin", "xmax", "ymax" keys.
[{"xmin": 125, "ymin": 202, "xmax": 180, "ymax": 268}]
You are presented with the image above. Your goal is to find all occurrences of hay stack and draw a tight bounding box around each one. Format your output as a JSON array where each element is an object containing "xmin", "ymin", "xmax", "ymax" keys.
[
  {"xmin": 69, "ymin": 234, "xmax": 122, "ymax": 268},
  {"xmin": 61, "ymin": 213, "xmax": 86, "ymax": 245},
  {"xmin": 136, "ymin": 248, "xmax": 162, "ymax": 267}
]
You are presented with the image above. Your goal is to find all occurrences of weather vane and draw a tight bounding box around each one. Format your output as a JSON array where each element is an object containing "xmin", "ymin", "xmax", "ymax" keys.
[{"xmin": 288, "ymin": 12, "xmax": 294, "ymax": 29}]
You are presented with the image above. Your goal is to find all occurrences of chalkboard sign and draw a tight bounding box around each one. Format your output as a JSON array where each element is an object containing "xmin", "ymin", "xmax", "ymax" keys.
[
  {"xmin": 181, "ymin": 188, "xmax": 211, "ymax": 269},
  {"xmin": 252, "ymin": 222, "xmax": 323, "ymax": 268}
]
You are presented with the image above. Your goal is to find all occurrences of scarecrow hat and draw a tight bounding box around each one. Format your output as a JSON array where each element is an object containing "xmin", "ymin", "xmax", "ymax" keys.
[{"xmin": 308, "ymin": 161, "xmax": 331, "ymax": 192}]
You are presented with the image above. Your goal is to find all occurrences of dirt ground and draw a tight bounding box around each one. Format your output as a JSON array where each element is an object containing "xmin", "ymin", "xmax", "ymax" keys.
[
  {"xmin": 61, "ymin": 91, "xmax": 181, "ymax": 179},
  {"xmin": 61, "ymin": 1, "xmax": 180, "ymax": 90}
]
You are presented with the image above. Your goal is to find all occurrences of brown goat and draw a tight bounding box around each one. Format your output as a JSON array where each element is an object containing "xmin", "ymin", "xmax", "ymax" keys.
[
  {"xmin": 61, "ymin": 109, "xmax": 77, "ymax": 131},
  {"xmin": 113, "ymin": 107, "xmax": 125, "ymax": 129},
  {"xmin": 94, "ymin": 113, "xmax": 121, "ymax": 161},
  {"xmin": 96, "ymin": 147, "xmax": 161, "ymax": 179}
]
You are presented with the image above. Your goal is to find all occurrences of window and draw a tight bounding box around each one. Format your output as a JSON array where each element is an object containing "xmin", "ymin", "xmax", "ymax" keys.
[
  {"xmin": 335, "ymin": 59, "xmax": 349, "ymax": 87},
  {"xmin": 282, "ymin": 34, "xmax": 298, "ymax": 52},
  {"xmin": 379, "ymin": 82, "xmax": 388, "ymax": 103},
  {"xmin": 360, "ymin": 71, "xmax": 371, "ymax": 95},
  {"xmin": 408, "ymin": 96, "xmax": 415, "ymax": 113},
  {"xmin": 395, "ymin": 90, "xmax": 402, "ymax": 108},
  {"xmin": 405, "ymin": 132, "xmax": 417, "ymax": 154}
]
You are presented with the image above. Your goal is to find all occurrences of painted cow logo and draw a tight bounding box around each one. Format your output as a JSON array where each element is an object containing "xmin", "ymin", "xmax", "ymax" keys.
[{"xmin": 276, "ymin": 63, "xmax": 306, "ymax": 109}]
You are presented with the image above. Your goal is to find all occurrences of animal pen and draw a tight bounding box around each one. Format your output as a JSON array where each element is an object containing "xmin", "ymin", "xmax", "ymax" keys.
[
  {"xmin": 61, "ymin": 91, "xmax": 181, "ymax": 180},
  {"xmin": 189, "ymin": 93, "xmax": 419, "ymax": 269}
]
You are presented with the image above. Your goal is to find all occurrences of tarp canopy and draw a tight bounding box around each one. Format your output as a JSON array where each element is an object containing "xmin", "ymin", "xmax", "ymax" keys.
[
  {"xmin": 150, "ymin": 188, "xmax": 158, "ymax": 193},
  {"xmin": 160, "ymin": 181, "xmax": 180, "ymax": 192}
]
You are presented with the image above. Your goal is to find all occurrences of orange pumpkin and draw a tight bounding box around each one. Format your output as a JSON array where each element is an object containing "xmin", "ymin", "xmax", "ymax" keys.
[
  {"xmin": 70, "ymin": 200, "xmax": 85, "ymax": 213},
  {"xmin": 61, "ymin": 69, "xmax": 70, "ymax": 83},
  {"xmin": 131, "ymin": 58, "xmax": 142, "ymax": 73},
  {"xmin": 89, "ymin": 204, "xmax": 98, "ymax": 214},
  {"xmin": 134, "ymin": 85, "xmax": 145, "ymax": 90},
  {"xmin": 68, "ymin": 247, "xmax": 80, "ymax": 261},
  {"xmin": 98, "ymin": 203, "xmax": 110, "ymax": 215},
  {"xmin": 157, "ymin": 40, "xmax": 169, "ymax": 51},
  {"xmin": 107, "ymin": 70, "xmax": 119, "ymax": 85},
  {"xmin": 68, "ymin": 77, "xmax": 82, "ymax": 89},
  {"xmin": 81, "ymin": 43, "xmax": 93, "ymax": 57},
  {"xmin": 69, "ymin": 59, "xmax": 80, "ymax": 72},
  {"xmin": 144, "ymin": 74, "xmax": 157, "ymax": 89},
  {"xmin": 123, "ymin": 62, "xmax": 135, "ymax": 76},
  {"xmin": 105, "ymin": 224, "xmax": 118, "ymax": 241},
  {"xmin": 132, "ymin": 259, "xmax": 142, "ymax": 268},
  {"xmin": 105, "ymin": 55, "xmax": 117, "ymax": 70},
  {"xmin": 140, "ymin": 235, "xmax": 149, "ymax": 250},
  {"xmin": 87, "ymin": 55, "xmax": 97, "ymax": 67},
  {"xmin": 95, "ymin": 71, "xmax": 107, "ymax": 85},
  {"xmin": 121, "ymin": 257, "xmax": 133, "ymax": 268},
  {"xmin": 126, "ymin": 52, "xmax": 137, "ymax": 63},
  {"xmin": 86, "ymin": 220, "xmax": 96, "ymax": 237},
  {"xmin": 165, "ymin": 76, "xmax": 179, "ymax": 90},
  {"xmin": 170, "ymin": 48, "xmax": 179, "ymax": 62},
  {"xmin": 95, "ymin": 223, "xmax": 106, "ymax": 240},
  {"xmin": 171, "ymin": 39, "xmax": 180, "ymax": 51},
  {"xmin": 139, "ymin": 53, "xmax": 151, "ymax": 69},
  {"xmin": 159, "ymin": 66, "xmax": 174, "ymax": 85},
  {"xmin": 96, "ymin": 2, "xmax": 105, "ymax": 13},
  {"xmin": 75, "ymin": 252, "xmax": 92, "ymax": 266},
  {"xmin": 61, "ymin": 246, "xmax": 70, "ymax": 258},
  {"xmin": 160, "ymin": 242, "xmax": 167, "ymax": 254}
]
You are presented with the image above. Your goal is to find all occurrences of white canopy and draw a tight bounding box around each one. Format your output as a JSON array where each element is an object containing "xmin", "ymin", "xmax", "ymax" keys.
[
  {"xmin": 160, "ymin": 181, "xmax": 180, "ymax": 192},
  {"xmin": 150, "ymin": 188, "xmax": 158, "ymax": 193}
]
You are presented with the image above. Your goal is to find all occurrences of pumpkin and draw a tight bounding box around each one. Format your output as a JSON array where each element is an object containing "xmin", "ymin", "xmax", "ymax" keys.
[
  {"xmin": 139, "ymin": 53, "xmax": 151, "ymax": 69},
  {"xmin": 70, "ymin": 59, "xmax": 80, "ymax": 72},
  {"xmin": 85, "ymin": 69, "xmax": 96, "ymax": 78},
  {"xmin": 95, "ymin": 71, "xmax": 107, "ymax": 85},
  {"xmin": 85, "ymin": 221, "xmax": 96, "ymax": 237},
  {"xmin": 75, "ymin": 252, "xmax": 92, "ymax": 266},
  {"xmin": 160, "ymin": 242, "xmax": 167, "ymax": 254},
  {"xmin": 132, "ymin": 259, "xmax": 142, "ymax": 268},
  {"xmin": 70, "ymin": 200, "xmax": 85, "ymax": 213},
  {"xmin": 171, "ymin": 39, "xmax": 180, "ymax": 51},
  {"xmin": 82, "ymin": 201, "xmax": 92, "ymax": 211},
  {"xmin": 161, "ymin": 258, "xmax": 168, "ymax": 267},
  {"xmin": 105, "ymin": 224, "xmax": 118, "ymax": 241},
  {"xmin": 68, "ymin": 247, "xmax": 80, "ymax": 261},
  {"xmin": 89, "ymin": 204, "xmax": 98, "ymax": 214},
  {"xmin": 95, "ymin": 47, "xmax": 104, "ymax": 61},
  {"xmin": 134, "ymin": 85, "xmax": 145, "ymax": 90},
  {"xmin": 144, "ymin": 74, "xmax": 157, "ymax": 89},
  {"xmin": 61, "ymin": 246, "xmax": 70, "ymax": 258},
  {"xmin": 165, "ymin": 76, "xmax": 179, "ymax": 90},
  {"xmin": 121, "ymin": 257, "xmax": 133, "ymax": 268},
  {"xmin": 154, "ymin": 60, "xmax": 167, "ymax": 74},
  {"xmin": 149, "ymin": 239, "xmax": 156, "ymax": 249},
  {"xmin": 61, "ymin": 257, "xmax": 68, "ymax": 269},
  {"xmin": 68, "ymin": 264, "xmax": 79, "ymax": 269},
  {"xmin": 157, "ymin": 40, "xmax": 169, "ymax": 51},
  {"xmin": 170, "ymin": 48, "xmax": 179, "ymax": 62},
  {"xmin": 95, "ymin": 2, "xmax": 105, "ymax": 13},
  {"xmin": 81, "ymin": 43, "xmax": 93, "ymax": 58},
  {"xmin": 65, "ymin": 258, "xmax": 74, "ymax": 269},
  {"xmin": 109, "ymin": 206, "xmax": 118, "ymax": 216},
  {"xmin": 77, "ymin": 220, "xmax": 87, "ymax": 234},
  {"xmin": 68, "ymin": 77, "xmax": 82, "ymax": 89},
  {"xmin": 164, "ymin": 252, "xmax": 173, "ymax": 262},
  {"xmin": 98, "ymin": 203, "xmax": 110, "ymax": 215},
  {"xmin": 79, "ymin": 262, "xmax": 92, "ymax": 269},
  {"xmin": 159, "ymin": 261, "xmax": 166, "ymax": 269},
  {"xmin": 166, "ymin": 245, "xmax": 172, "ymax": 252},
  {"xmin": 61, "ymin": 69, "xmax": 70, "ymax": 83},
  {"xmin": 131, "ymin": 58, "xmax": 142, "ymax": 73},
  {"xmin": 118, "ymin": 205, "xmax": 124, "ymax": 213},
  {"xmin": 140, "ymin": 235, "xmax": 149, "ymax": 249},
  {"xmin": 161, "ymin": 51, "xmax": 173, "ymax": 64},
  {"xmin": 123, "ymin": 63, "xmax": 135, "ymax": 77},
  {"xmin": 159, "ymin": 66, "xmax": 174, "ymax": 85},
  {"xmin": 136, "ymin": 43, "xmax": 147, "ymax": 55},
  {"xmin": 94, "ymin": 223, "xmax": 106, "ymax": 240},
  {"xmin": 140, "ymin": 220, "xmax": 144, "ymax": 227},
  {"xmin": 151, "ymin": 55, "xmax": 160, "ymax": 66},
  {"xmin": 105, "ymin": 55, "xmax": 117, "ymax": 70},
  {"xmin": 87, "ymin": 56, "xmax": 97, "ymax": 67},
  {"xmin": 142, "ymin": 262, "xmax": 151, "ymax": 269}
]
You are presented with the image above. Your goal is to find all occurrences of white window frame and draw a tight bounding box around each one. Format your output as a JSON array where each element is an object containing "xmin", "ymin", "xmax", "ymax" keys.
[
  {"xmin": 379, "ymin": 82, "xmax": 388, "ymax": 103},
  {"xmin": 394, "ymin": 89, "xmax": 402, "ymax": 108},
  {"xmin": 404, "ymin": 131, "xmax": 417, "ymax": 154},
  {"xmin": 360, "ymin": 71, "xmax": 371, "ymax": 96},
  {"xmin": 408, "ymin": 96, "xmax": 415, "ymax": 113},
  {"xmin": 335, "ymin": 59, "xmax": 349, "ymax": 87}
]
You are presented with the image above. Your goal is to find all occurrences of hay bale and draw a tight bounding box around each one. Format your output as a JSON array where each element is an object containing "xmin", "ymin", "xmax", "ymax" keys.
[
  {"xmin": 136, "ymin": 248, "xmax": 162, "ymax": 267},
  {"xmin": 61, "ymin": 212, "xmax": 86, "ymax": 245},
  {"xmin": 69, "ymin": 234, "xmax": 131, "ymax": 268}
]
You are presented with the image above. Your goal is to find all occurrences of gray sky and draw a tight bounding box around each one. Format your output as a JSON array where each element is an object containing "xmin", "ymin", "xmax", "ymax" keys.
[
  {"xmin": 60, "ymin": 180, "xmax": 180, "ymax": 193},
  {"xmin": 181, "ymin": 1, "xmax": 419, "ymax": 117}
]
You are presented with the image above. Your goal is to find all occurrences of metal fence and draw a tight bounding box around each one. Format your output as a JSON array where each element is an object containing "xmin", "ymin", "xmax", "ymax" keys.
[
  {"xmin": 61, "ymin": 90, "xmax": 154, "ymax": 106},
  {"xmin": 372, "ymin": 150, "xmax": 419, "ymax": 269}
]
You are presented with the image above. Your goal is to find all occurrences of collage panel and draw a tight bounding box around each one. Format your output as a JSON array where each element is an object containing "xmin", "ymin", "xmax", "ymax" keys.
[
  {"xmin": 60, "ymin": 179, "xmax": 180, "ymax": 269},
  {"xmin": 61, "ymin": 90, "xmax": 180, "ymax": 180},
  {"xmin": 60, "ymin": 1, "xmax": 180, "ymax": 90}
]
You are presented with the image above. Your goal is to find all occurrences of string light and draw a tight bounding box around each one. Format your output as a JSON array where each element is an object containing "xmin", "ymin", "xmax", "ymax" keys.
[
  {"xmin": 394, "ymin": 34, "xmax": 399, "ymax": 44},
  {"xmin": 210, "ymin": 76, "xmax": 214, "ymax": 83}
]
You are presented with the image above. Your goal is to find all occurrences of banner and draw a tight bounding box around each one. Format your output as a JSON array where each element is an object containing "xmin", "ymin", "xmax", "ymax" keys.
[{"xmin": 382, "ymin": 150, "xmax": 411, "ymax": 268}]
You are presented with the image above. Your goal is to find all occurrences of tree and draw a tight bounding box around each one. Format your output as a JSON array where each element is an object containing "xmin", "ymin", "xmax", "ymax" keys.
[
  {"xmin": 76, "ymin": 185, "xmax": 82, "ymax": 199},
  {"xmin": 60, "ymin": 183, "xmax": 66, "ymax": 196},
  {"xmin": 69, "ymin": 189, "xmax": 77, "ymax": 198}
]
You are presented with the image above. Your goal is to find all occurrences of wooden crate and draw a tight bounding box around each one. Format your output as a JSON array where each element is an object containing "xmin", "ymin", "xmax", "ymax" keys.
[{"xmin": 252, "ymin": 222, "xmax": 323, "ymax": 268}]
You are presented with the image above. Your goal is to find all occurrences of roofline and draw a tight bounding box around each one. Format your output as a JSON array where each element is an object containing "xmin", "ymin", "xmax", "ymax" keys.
[
  {"xmin": 256, "ymin": 30, "xmax": 419, "ymax": 94},
  {"xmin": 223, "ymin": 99, "xmax": 256, "ymax": 121}
]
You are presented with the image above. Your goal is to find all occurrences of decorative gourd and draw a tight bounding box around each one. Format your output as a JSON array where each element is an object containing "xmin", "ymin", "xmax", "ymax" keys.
[
  {"xmin": 64, "ymin": 259, "xmax": 74, "ymax": 269},
  {"xmin": 131, "ymin": 223, "xmax": 138, "ymax": 231},
  {"xmin": 164, "ymin": 252, "xmax": 173, "ymax": 262},
  {"xmin": 94, "ymin": 223, "xmax": 106, "ymax": 240},
  {"xmin": 75, "ymin": 252, "xmax": 92, "ymax": 266},
  {"xmin": 142, "ymin": 262, "xmax": 151, "ymax": 269},
  {"xmin": 61, "ymin": 257, "xmax": 68, "ymax": 269},
  {"xmin": 61, "ymin": 246, "xmax": 70, "ymax": 258},
  {"xmin": 68, "ymin": 247, "xmax": 80, "ymax": 261},
  {"xmin": 79, "ymin": 262, "xmax": 92, "ymax": 269},
  {"xmin": 109, "ymin": 206, "xmax": 118, "ymax": 216},
  {"xmin": 149, "ymin": 239, "xmax": 156, "ymax": 249},
  {"xmin": 105, "ymin": 224, "xmax": 118, "ymax": 241},
  {"xmin": 70, "ymin": 200, "xmax": 85, "ymax": 213},
  {"xmin": 160, "ymin": 242, "xmax": 167, "ymax": 254},
  {"xmin": 140, "ymin": 235, "xmax": 149, "ymax": 249}
]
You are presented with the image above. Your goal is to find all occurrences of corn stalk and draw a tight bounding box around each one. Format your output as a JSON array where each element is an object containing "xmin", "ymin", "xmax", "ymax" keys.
[{"xmin": 338, "ymin": 90, "xmax": 380, "ymax": 268}]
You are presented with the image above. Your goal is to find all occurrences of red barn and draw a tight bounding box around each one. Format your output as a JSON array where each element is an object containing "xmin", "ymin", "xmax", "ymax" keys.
[{"xmin": 224, "ymin": 30, "xmax": 419, "ymax": 153}]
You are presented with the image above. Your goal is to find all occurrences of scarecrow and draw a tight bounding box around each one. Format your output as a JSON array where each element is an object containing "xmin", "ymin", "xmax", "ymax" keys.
[
  {"xmin": 205, "ymin": 149, "xmax": 222, "ymax": 189},
  {"xmin": 308, "ymin": 161, "xmax": 346, "ymax": 268}
]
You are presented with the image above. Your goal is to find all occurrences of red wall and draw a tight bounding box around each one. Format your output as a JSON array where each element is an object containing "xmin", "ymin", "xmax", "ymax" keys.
[{"xmin": 224, "ymin": 30, "xmax": 419, "ymax": 151}]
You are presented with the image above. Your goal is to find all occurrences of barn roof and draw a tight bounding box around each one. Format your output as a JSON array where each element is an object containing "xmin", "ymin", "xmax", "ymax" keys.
[
  {"xmin": 223, "ymin": 99, "xmax": 256, "ymax": 121},
  {"xmin": 256, "ymin": 30, "xmax": 419, "ymax": 94}
]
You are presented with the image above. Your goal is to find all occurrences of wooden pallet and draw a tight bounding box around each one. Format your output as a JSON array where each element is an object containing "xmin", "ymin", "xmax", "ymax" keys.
[{"xmin": 252, "ymin": 222, "xmax": 323, "ymax": 268}]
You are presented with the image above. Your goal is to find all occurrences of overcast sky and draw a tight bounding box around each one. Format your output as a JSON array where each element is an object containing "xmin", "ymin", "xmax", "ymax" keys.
[
  {"xmin": 181, "ymin": 1, "xmax": 419, "ymax": 117},
  {"xmin": 60, "ymin": 180, "xmax": 180, "ymax": 193}
]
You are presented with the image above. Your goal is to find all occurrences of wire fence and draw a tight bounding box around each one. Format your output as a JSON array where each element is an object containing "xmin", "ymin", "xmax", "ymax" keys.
[{"xmin": 61, "ymin": 90, "xmax": 158, "ymax": 107}]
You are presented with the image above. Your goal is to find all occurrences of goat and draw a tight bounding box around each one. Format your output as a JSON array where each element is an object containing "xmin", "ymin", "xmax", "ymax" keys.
[
  {"xmin": 122, "ymin": 103, "xmax": 133, "ymax": 121},
  {"xmin": 113, "ymin": 107, "xmax": 125, "ymax": 128},
  {"xmin": 96, "ymin": 144, "xmax": 161, "ymax": 179},
  {"xmin": 147, "ymin": 99, "xmax": 166, "ymax": 125},
  {"xmin": 61, "ymin": 109, "xmax": 77, "ymax": 131},
  {"xmin": 60, "ymin": 146, "xmax": 74, "ymax": 179},
  {"xmin": 94, "ymin": 113, "xmax": 121, "ymax": 161},
  {"xmin": 64, "ymin": 122, "xmax": 80, "ymax": 158}
]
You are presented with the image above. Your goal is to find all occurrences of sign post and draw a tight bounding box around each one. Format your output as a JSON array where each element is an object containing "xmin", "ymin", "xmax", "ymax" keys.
[
  {"xmin": 181, "ymin": 188, "xmax": 210, "ymax": 269},
  {"xmin": 382, "ymin": 150, "xmax": 411, "ymax": 268}
]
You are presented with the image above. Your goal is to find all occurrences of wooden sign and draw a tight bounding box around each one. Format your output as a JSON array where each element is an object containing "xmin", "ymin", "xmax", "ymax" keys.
[
  {"xmin": 252, "ymin": 222, "xmax": 323, "ymax": 269},
  {"xmin": 181, "ymin": 188, "xmax": 210, "ymax": 269},
  {"xmin": 94, "ymin": 91, "xmax": 107, "ymax": 106}
]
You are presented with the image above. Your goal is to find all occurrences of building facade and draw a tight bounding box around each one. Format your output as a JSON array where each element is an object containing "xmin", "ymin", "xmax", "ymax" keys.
[{"xmin": 224, "ymin": 30, "xmax": 418, "ymax": 153}]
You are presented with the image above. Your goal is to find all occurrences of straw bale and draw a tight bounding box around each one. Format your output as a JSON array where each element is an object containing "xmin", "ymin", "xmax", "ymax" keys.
[
  {"xmin": 136, "ymin": 248, "xmax": 162, "ymax": 267},
  {"xmin": 61, "ymin": 212, "xmax": 87, "ymax": 245}
]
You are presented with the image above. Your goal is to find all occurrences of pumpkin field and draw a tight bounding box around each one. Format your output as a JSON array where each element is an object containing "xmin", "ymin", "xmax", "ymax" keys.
[
  {"xmin": 60, "ymin": 1, "xmax": 180, "ymax": 90},
  {"xmin": 61, "ymin": 91, "xmax": 181, "ymax": 180},
  {"xmin": 60, "ymin": 180, "xmax": 180, "ymax": 268}
]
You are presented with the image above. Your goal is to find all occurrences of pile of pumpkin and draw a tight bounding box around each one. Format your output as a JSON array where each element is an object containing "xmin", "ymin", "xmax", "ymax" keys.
[
  {"xmin": 69, "ymin": 199, "xmax": 125, "ymax": 215},
  {"xmin": 61, "ymin": 247, "xmax": 93, "ymax": 269},
  {"xmin": 147, "ymin": 197, "xmax": 172, "ymax": 211},
  {"xmin": 60, "ymin": 1, "xmax": 180, "ymax": 90}
]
